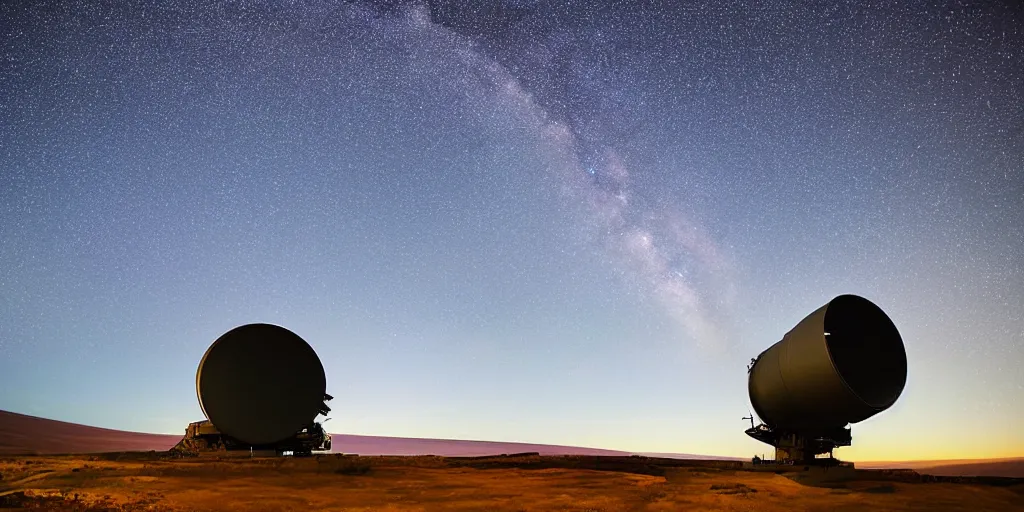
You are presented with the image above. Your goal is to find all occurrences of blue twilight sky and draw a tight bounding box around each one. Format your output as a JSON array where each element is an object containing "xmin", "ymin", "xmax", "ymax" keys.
[{"xmin": 1, "ymin": 1, "xmax": 1022, "ymax": 461}]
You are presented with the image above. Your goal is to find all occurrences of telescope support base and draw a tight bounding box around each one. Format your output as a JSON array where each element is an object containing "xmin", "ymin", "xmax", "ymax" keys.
[{"xmin": 745, "ymin": 423, "xmax": 851, "ymax": 465}]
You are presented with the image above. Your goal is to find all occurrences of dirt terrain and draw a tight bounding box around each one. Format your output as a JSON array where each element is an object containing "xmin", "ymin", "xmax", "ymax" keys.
[{"xmin": 1, "ymin": 453, "xmax": 1023, "ymax": 511}]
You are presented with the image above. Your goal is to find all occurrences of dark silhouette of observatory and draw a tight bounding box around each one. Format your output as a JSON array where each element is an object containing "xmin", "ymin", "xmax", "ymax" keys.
[
  {"xmin": 174, "ymin": 323, "xmax": 333, "ymax": 455},
  {"xmin": 745, "ymin": 295, "xmax": 907, "ymax": 464}
]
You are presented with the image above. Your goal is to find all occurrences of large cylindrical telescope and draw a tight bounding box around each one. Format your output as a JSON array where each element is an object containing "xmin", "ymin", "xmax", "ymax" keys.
[
  {"xmin": 748, "ymin": 295, "xmax": 907, "ymax": 430},
  {"xmin": 196, "ymin": 323, "xmax": 327, "ymax": 446}
]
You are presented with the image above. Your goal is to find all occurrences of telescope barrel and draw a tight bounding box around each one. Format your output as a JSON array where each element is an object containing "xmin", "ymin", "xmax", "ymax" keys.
[
  {"xmin": 748, "ymin": 295, "xmax": 907, "ymax": 430},
  {"xmin": 196, "ymin": 323, "xmax": 328, "ymax": 446}
]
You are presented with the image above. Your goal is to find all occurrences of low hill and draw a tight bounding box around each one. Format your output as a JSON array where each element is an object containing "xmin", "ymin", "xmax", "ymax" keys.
[
  {"xmin": 853, "ymin": 457, "xmax": 1024, "ymax": 478},
  {"xmin": 327, "ymin": 432, "xmax": 631, "ymax": 457},
  {"xmin": 3, "ymin": 410, "xmax": 1016, "ymax": 477},
  {"xmin": 1, "ymin": 410, "xmax": 715, "ymax": 459},
  {"xmin": 0, "ymin": 410, "xmax": 181, "ymax": 455},
  {"xmin": 921, "ymin": 459, "xmax": 1024, "ymax": 478}
]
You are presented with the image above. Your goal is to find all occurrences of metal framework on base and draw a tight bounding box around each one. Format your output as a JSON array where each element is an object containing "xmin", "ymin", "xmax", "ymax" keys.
[
  {"xmin": 744, "ymin": 422, "xmax": 851, "ymax": 464},
  {"xmin": 172, "ymin": 420, "xmax": 332, "ymax": 456}
]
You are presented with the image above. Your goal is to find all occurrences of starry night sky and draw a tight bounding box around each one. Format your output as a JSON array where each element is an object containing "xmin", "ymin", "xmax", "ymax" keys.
[{"xmin": 1, "ymin": 1, "xmax": 1022, "ymax": 460}]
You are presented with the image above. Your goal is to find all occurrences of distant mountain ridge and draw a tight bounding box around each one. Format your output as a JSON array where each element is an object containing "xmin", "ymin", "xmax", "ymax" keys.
[
  {"xmin": 2, "ymin": 410, "xmax": 1020, "ymax": 477},
  {"xmin": 857, "ymin": 457, "xmax": 1024, "ymax": 478},
  {"xmin": 0, "ymin": 409, "xmax": 181, "ymax": 455},
  {"xmin": 0, "ymin": 410, "xmax": 723, "ymax": 459},
  {"xmin": 326, "ymin": 432, "xmax": 740, "ymax": 460}
]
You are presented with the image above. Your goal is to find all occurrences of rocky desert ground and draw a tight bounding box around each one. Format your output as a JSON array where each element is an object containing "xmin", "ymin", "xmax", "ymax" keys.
[
  {"xmin": 2, "ymin": 452, "xmax": 1023, "ymax": 512},
  {"xmin": 3, "ymin": 410, "xmax": 1023, "ymax": 511}
]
